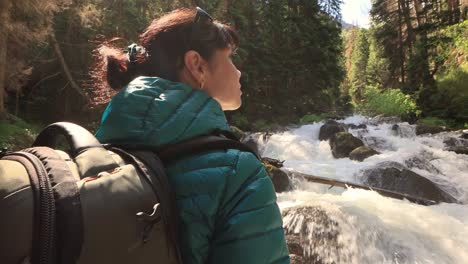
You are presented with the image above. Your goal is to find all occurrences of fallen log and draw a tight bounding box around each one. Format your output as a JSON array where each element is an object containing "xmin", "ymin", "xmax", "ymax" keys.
[{"xmin": 289, "ymin": 171, "xmax": 440, "ymax": 206}]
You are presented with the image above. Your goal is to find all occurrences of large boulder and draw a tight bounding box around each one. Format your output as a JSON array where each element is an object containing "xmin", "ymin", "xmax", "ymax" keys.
[
  {"xmin": 329, "ymin": 132, "xmax": 364, "ymax": 159},
  {"xmin": 230, "ymin": 125, "xmax": 245, "ymax": 140},
  {"xmin": 404, "ymin": 152, "xmax": 443, "ymax": 175},
  {"xmin": 362, "ymin": 136, "xmax": 394, "ymax": 151},
  {"xmin": 283, "ymin": 206, "xmax": 343, "ymax": 264},
  {"xmin": 415, "ymin": 124, "xmax": 446, "ymax": 135},
  {"xmin": 349, "ymin": 146, "xmax": 380, "ymax": 161},
  {"xmin": 360, "ymin": 162, "xmax": 457, "ymax": 203},
  {"xmin": 447, "ymin": 147, "xmax": 468, "ymax": 155},
  {"xmin": 263, "ymin": 161, "xmax": 290, "ymax": 193},
  {"xmin": 319, "ymin": 120, "xmax": 346, "ymax": 141},
  {"xmin": 443, "ymin": 137, "xmax": 468, "ymax": 155},
  {"xmin": 461, "ymin": 130, "xmax": 468, "ymax": 139}
]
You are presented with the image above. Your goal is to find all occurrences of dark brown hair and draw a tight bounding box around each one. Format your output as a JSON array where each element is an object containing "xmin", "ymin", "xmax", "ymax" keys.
[{"xmin": 91, "ymin": 8, "xmax": 239, "ymax": 103}]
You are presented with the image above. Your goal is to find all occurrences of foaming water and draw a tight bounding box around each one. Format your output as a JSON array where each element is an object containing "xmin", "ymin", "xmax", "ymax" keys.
[{"xmin": 262, "ymin": 115, "xmax": 468, "ymax": 263}]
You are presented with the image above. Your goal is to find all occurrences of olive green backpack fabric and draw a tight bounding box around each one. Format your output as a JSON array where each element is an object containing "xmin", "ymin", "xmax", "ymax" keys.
[
  {"xmin": 0, "ymin": 122, "xmax": 261, "ymax": 264},
  {"xmin": 0, "ymin": 122, "xmax": 183, "ymax": 264}
]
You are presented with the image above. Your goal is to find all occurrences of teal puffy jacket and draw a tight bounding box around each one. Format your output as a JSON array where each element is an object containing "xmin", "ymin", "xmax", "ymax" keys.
[{"xmin": 95, "ymin": 77, "xmax": 290, "ymax": 264}]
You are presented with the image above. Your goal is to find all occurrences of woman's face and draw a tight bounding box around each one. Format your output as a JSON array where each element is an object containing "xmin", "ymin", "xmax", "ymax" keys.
[{"xmin": 203, "ymin": 47, "xmax": 242, "ymax": 111}]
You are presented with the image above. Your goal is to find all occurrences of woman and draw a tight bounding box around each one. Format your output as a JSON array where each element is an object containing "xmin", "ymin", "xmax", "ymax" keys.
[{"xmin": 93, "ymin": 7, "xmax": 289, "ymax": 264}]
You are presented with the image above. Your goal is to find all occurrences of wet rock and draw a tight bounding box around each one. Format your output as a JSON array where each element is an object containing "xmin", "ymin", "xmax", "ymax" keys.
[
  {"xmin": 318, "ymin": 120, "xmax": 346, "ymax": 141},
  {"xmin": 329, "ymin": 132, "xmax": 364, "ymax": 159},
  {"xmin": 447, "ymin": 147, "xmax": 468, "ymax": 155},
  {"xmin": 361, "ymin": 162, "xmax": 457, "ymax": 203},
  {"xmin": 263, "ymin": 163, "xmax": 290, "ymax": 193},
  {"xmin": 391, "ymin": 124, "xmax": 400, "ymax": 136},
  {"xmin": 415, "ymin": 124, "xmax": 446, "ymax": 135},
  {"xmin": 242, "ymin": 137, "xmax": 259, "ymax": 157},
  {"xmin": 369, "ymin": 115, "xmax": 401, "ymax": 125},
  {"xmin": 362, "ymin": 136, "xmax": 394, "ymax": 151},
  {"xmin": 347, "ymin": 123, "xmax": 367, "ymax": 129},
  {"xmin": 461, "ymin": 130, "xmax": 468, "ymax": 139},
  {"xmin": 443, "ymin": 137, "xmax": 468, "ymax": 154},
  {"xmin": 283, "ymin": 206, "xmax": 346, "ymax": 264},
  {"xmin": 404, "ymin": 152, "xmax": 443, "ymax": 175},
  {"xmin": 261, "ymin": 157, "xmax": 284, "ymax": 168},
  {"xmin": 349, "ymin": 146, "xmax": 380, "ymax": 161},
  {"xmin": 230, "ymin": 126, "xmax": 245, "ymax": 140},
  {"xmin": 444, "ymin": 137, "xmax": 468, "ymax": 148}
]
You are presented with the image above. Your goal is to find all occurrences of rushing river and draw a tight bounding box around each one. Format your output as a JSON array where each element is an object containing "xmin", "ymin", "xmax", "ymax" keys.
[{"xmin": 257, "ymin": 115, "xmax": 468, "ymax": 264}]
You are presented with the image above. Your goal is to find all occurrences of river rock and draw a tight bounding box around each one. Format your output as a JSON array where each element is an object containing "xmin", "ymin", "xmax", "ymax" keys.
[
  {"xmin": 461, "ymin": 130, "xmax": 468, "ymax": 139},
  {"xmin": 361, "ymin": 162, "xmax": 457, "ymax": 203},
  {"xmin": 330, "ymin": 132, "xmax": 364, "ymax": 158},
  {"xmin": 362, "ymin": 136, "xmax": 394, "ymax": 151},
  {"xmin": 347, "ymin": 123, "xmax": 367, "ymax": 130},
  {"xmin": 283, "ymin": 206, "xmax": 347, "ymax": 264},
  {"xmin": 391, "ymin": 124, "xmax": 400, "ymax": 136},
  {"xmin": 369, "ymin": 115, "xmax": 401, "ymax": 125},
  {"xmin": 230, "ymin": 125, "xmax": 245, "ymax": 140},
  {"xmin": 319, "ymin": 120, "xmax": 346, "ymax": 141},
  {"xmin": 447, "ymin": 146, "xmax": 468, "ymax": 155},
  {"xmin": 404, "ymin": 152, "xmax": 443, "ymax": 175},
  {"xmin": 263, "ymin": 163, "xmax": 290, "ymax": 193},
  {"xmin": 444, "ymin": 137, "xmax": 468, "ymax": 148},
  {"xmin": 261, "ymin": 157, "xmax": 284, "ymax": 168},
  {"xmin": 415, "ymin": 124, "xmax": 446, "ymax": 135},
  {"xmin": 349, "ymin": 146, "xmax": 380, "ymax": 161}
]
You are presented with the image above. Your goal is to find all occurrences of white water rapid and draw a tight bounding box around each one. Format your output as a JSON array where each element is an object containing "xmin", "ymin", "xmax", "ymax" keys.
[{"xmin": 258, "ymin": 115, "xmax": 468, "ymax": 264}]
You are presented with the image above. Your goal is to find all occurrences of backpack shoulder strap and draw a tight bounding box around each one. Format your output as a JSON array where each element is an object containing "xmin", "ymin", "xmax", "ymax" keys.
[
  {"xmin": 109, "ymin": 148, "xmax": 182, "ymax": 264},
  {"xmin": 157, "ymin": 134, "xmax": 260, "ymax": 163}
]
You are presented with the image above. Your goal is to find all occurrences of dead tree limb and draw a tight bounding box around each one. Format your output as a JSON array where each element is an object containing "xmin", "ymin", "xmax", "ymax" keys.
[
  {"xmin": 290, "ymin": 171, "xmax": 439, "ymax": 206},
  {"xmin": 49, "ymin": 31, "xmax": 90, "ymax": 104}
]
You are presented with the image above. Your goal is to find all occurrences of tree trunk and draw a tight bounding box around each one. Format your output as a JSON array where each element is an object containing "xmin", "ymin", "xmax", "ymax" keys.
[
  {"xmin": 0, "ymin": 1, "xmax": 11, "ymax": 118},
  {"xmin": 397, "ymin": 0, "xmax": 406, "ymax": 84},
  {"xmin": 49, "ymin": 31, "xmax": 90, "ymax": 104},
  {"xmin": 400, "ymin": 0, "xmax": 414, "ymax": 55},
  {"xmin": 412, "ymin": 0, "xmax": 424, "ymax": 27}
]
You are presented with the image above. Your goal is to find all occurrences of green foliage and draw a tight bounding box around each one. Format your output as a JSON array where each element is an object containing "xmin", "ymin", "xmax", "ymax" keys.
[
  {"xmin": 417, "ymin": 117, "xmax": 468, "ymax": 129},
  {"xmin": 2, "ymin": 0, "xmax": 345, "ymax": 128},
  {"xmin": 229, "ymin": 112, "xmax": 249, "ymax": 130},
  {"xmin": 420, "ymin": 63, "xmax": 468, "ymax": 122},
  {"xmin": 299, "ymin": 114, "xmax": 326, "ymax": 124},
  {"xmin": 252, "ymin": 119, "xmax": 270, "ymax": 132},
  {"xmin": 358, "ymin": 86, "xmax": 421, "ymax": 119},
  {"xmin": 417, "ymin": 117, "xmax": 449, "ymax": 127},
  {"xmin": 348, "ymin": 29, "xmax": 369, "ymax": 102},
  {"xmin": 0, "ymin": 115, "xmax": 38, "ymax": 150},
  {"xmin": 231, "ymin": 0, "xmax": 345, "ymax": 121}
]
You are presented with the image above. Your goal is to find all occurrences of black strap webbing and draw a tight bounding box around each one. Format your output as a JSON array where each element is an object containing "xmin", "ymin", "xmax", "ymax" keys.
[
  {"xmin": 109, "ymin": 148, "xmax": 183, "ymax": 264},
  {"xmin": 157, "ymin": 135, "xmax": 260, "ymax": 163},
  {"xmin": 129, "ymin": 151, "xmax": 183, "ymax": 264}
]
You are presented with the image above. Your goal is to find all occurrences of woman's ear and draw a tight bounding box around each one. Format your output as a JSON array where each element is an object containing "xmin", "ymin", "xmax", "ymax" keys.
[{"xmin": 182, "ymin": 50, "xmax": 207, "ymax": 88}]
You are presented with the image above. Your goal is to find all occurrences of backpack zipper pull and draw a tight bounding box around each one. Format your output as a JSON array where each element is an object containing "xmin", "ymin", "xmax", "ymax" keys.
[{"xmin": 136, "ymin": 203, "xmax": 162, "ymax": 243}]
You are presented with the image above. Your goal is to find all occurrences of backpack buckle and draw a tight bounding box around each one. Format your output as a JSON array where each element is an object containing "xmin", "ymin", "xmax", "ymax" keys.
[{"xmin": 136, "ymin": 203, "xmax": 162, "ymax": 243}]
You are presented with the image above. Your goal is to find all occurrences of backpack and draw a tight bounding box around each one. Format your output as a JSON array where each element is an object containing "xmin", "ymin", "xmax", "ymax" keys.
[{"xmin": 0, "ymin": 122, "xmax": 257, "ymax": 264}]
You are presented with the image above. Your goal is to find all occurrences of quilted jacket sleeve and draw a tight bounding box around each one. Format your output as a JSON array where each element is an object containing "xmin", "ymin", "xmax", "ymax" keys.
[{"xmin": 208, "ymin": 151, "xmax": 290, "ymax": 264}]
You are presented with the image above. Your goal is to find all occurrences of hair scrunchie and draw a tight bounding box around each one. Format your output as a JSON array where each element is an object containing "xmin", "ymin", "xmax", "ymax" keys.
[{"xmin": 124, "ymin": 43, "xmax": 147, "ymax": 63}]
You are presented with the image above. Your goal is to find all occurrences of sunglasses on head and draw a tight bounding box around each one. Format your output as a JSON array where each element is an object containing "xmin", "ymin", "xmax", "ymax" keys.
[{"xmin": 187, "ymin": 7, "xmax": 214, "ymax": 50}]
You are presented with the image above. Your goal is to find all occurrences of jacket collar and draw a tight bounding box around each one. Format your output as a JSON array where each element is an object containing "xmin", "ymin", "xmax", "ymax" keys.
[{"xmin": 95, "ymin": 77, "xmax": 230, "ymax": 147}]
